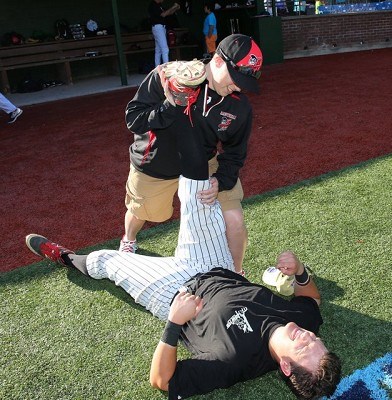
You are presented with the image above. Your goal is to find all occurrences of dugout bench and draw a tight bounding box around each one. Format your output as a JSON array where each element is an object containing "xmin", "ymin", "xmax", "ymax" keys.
[{"xmin": 0, "ymin": 29, "xmax": 199, "ymax": 93}]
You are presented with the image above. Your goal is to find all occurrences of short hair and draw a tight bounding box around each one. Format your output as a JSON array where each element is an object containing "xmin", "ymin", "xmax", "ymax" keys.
[
  {"xmin": 284, "ymin": 352, "xmax": 341, "ymax": 399},
  {"xmin": 204, "ymin": 1, "xmax": 215, "ymax": 11}
]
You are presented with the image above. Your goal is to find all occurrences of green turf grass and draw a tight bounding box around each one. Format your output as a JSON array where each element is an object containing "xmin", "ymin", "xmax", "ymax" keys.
[{"xmin": 1, "ymin": 155, "xmax": 391, "ymax": 400}]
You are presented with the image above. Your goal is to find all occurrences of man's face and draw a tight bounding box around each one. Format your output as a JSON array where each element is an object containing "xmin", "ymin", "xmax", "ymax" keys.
[
  {"xmin": 279, "ymin": 322, "xmax": 327, "ymax": 372},
  {"xmin": 208, "ymin": 58, "xmax": 241, "ymax": 97}
]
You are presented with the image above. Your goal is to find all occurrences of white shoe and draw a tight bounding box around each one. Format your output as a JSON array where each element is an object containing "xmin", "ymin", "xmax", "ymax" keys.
[
  {"xmin": 8, "ymin": 108, "xmax": 23, "ymax": 124},
  {"xmin": 119, "ymin": 235, "xmax": 138, "ymax": 253}
]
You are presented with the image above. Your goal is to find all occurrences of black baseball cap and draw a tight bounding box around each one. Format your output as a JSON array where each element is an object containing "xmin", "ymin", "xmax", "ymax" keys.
[{"xmin": 216, "ymin": 34, "xmax": 263, "ymax": 93}]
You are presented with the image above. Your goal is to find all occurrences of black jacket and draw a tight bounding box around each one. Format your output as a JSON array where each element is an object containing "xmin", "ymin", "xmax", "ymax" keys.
[{"xmin": 125, "ymin": 67, "xmax": 254, "ymax": 191}]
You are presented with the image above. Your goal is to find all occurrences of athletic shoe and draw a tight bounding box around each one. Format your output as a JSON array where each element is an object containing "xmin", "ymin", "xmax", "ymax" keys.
[
  {"xmin": 8, "ymin": 108, "xmax": 23, "ymax": 124},
  {"xmin": 25, "ymin": 233, "xmax": 74, "ymax": 266},
  {"xmin": 118, "ymin": 235, "xmax": 138, "ymax": 253}
]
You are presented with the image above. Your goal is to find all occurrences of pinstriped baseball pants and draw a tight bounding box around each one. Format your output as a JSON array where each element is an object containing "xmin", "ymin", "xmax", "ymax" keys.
[{"xmin": 86, "ymin": 176, "xmax": 235, "ymax": 321}]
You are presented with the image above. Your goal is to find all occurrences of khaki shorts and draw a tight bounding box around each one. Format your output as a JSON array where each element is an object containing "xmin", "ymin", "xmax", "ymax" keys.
[{"xmin": 125, "ymin": 157, "xmax": 244, "ymax": 222}]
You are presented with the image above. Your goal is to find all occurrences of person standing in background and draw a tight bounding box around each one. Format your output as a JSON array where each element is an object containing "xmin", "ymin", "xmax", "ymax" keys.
[
  {"xmin": 149, "ymin": 0, "xmax": 181, "ymax": 67},
  {"xmin": 0, "ymin": 93, "xmax": 23, "ymax": 124},
  {"xmin": 203, "ymin": 1, "xmax": 217, "ymax": 57}
]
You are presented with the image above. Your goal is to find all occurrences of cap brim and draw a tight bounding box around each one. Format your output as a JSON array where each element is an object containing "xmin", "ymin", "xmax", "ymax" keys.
[{"xmin": 227, "ymin": 63, "xmax": 260, "ymax": 93}]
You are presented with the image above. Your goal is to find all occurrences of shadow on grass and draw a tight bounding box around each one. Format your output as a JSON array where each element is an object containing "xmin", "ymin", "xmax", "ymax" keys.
[
  {"xmin": 0, "ymin": 221, "xmax": 181, "ymax": 318},
  {"xmin": 314, "ymin": 277, "xmax": 391, "ymax": 373}
]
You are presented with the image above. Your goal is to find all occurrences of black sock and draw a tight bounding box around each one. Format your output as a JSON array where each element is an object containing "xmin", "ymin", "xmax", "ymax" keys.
[{"xmin": 62, "ymin": 254, "xmax": 89, "ymax": 276}]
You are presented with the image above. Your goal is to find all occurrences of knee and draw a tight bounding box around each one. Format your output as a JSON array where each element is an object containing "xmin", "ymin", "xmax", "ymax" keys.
[{"xmin": 224, "ymin": 209, "xmax": 247, "ymax": 236}]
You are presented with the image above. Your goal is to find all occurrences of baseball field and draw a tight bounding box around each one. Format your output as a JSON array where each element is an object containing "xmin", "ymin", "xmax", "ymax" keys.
[{"xmin": 1, "ymin": 48, "xmax": 391, "ymax": 399}]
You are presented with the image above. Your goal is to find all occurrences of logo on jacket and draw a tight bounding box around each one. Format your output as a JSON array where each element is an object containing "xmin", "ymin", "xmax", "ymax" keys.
[
  {"xmin": 218, "ymin": 111, "xmax": 236, "ymax": 132},
  {"xmin": 226, "ymin": 307, "xmax": 253, "ymax": 333}
]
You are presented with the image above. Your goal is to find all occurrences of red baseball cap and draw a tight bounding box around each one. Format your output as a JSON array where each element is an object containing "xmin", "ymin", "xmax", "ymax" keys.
[{"xmin": 216, "ymin": 34, "xmax": 263, "ymax": 93}]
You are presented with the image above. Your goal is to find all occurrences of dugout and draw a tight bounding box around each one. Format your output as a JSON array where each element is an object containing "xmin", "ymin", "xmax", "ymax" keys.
[
  {"xmin": 1, "ymin": 0, "xmax": 391, "ymax": 93},
  {"xmin": 0, "ymin": 0, "xmax": 205, "ymax": 92}
]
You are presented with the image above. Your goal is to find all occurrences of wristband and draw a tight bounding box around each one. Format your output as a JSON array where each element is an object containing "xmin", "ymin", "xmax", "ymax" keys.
[
  {"xmin": 161, "ymin": 320, "xmax": 182, "ymax": 347},
  {"xmin": 295, "ymin": 265, "xmax": 311, "ymax": 286}
]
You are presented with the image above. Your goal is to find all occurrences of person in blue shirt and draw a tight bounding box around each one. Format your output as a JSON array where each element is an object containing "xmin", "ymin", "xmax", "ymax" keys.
[{"xmin": 203, "ymin": 1, "xmax": 218, "ymax": 57}]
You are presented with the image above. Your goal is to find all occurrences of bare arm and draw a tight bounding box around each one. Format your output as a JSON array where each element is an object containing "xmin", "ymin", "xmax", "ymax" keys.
[
  {"xmin": 150, "ymin": 341, "xmax": 177, "ymax": 390},
  {"xmin": 161, "ymin": 2, "xmax": 180, "ymax": 17},
  {"xmin": 150, "ymin": 292, "xmax": 204, "ymax": 390},
  {"xmin": 276, "ymin": 251, "xmax": 321, "ymax": 305}
]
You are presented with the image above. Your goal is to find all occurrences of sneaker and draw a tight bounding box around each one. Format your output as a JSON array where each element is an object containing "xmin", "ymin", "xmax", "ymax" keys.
[
  {"xmin": 8, "ymin": 108, "xmax": 23, "ymax": 124},
  {"xmin": 119, "ymin": 235, "xmax": 138, "ymax": 253},
  {"xmin": 25, "ymin": 234, "xmax": 74, "ymax": 266}
]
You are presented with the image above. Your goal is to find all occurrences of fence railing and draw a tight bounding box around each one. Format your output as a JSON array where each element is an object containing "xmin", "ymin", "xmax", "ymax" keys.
[
  {"xmin": 317, "ymin": 1, "xmax": 392, "ymax": 14},
  {"xmin": 262, "ymin": 0, "xmax": 392, "ymax": 15}
]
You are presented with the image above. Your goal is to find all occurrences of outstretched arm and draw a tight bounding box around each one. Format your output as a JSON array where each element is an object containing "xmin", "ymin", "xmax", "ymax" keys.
[
  {"xmin": 150, "ymin": 292, "xmax": 203, "ymax": 390},
  {"xmin": 150, "ymin": 341, "xmax": 177, "ymax": 391},
  {"xmin": 276, "ymin": 251, "xmax": 321, "ymax": 305},
  {"xmin": 161, "ymin": 2, "xmax": 180, "ymax": 17}
]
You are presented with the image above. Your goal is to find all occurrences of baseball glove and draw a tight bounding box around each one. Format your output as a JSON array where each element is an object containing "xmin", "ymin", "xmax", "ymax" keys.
[{"xmin": 162, "ymin": 60, "xmax": 206, "ymax": 107}]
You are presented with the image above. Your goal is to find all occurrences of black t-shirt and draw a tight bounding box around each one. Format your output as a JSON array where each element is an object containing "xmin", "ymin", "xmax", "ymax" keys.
[
  {"xmin": 148, "ymin": 1, "xmax": 165, "ymax": 26},
  {"xmin": 168, "ymin": 268, "xmax": 323, "ymax": 399}
]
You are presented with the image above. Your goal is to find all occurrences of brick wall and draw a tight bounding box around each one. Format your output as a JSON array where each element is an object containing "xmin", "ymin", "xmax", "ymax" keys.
[{"xmin": 281, "ymin": 11, "xmax": 392, "ymax": 53}]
